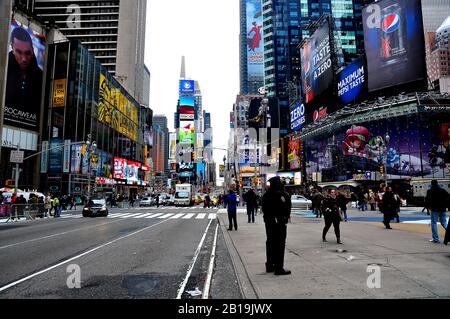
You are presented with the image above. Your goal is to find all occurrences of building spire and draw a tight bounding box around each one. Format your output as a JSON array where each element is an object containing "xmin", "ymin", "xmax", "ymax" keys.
[{"xmin": 180, "ymin": 56, "xmax": 186, "ymax": 79}]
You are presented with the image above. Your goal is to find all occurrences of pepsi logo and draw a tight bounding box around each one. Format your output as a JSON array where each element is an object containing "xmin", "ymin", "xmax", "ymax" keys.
[{"xmin": 381, "ymin": 13, "xmax": 400, "ymax": 33}]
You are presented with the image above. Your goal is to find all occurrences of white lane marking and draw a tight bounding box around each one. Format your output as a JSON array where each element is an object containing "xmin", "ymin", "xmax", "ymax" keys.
[
  {"xmin": 0, "ymin": 219, "xmax": 169, "ymax": 293},
  {"xmin": 0, "ymin": 219, "xmax": 125, "ymax": 251},
  {"xmin": 176, "ymin": 219, "xmax": 213, "ymax": 299},
  {"xmin": 170, "ymin": 214, "xmax": 185, "ymax": 219},
  {"xmin": 208, "ymin": 213, "xmax": 217, "ymax": 219},
  {"xmin": 158, "ymin": 213, "xmax": 174, "ymax": 219},
  {"xmin": 202, "ymin": 224, "xmax": 219, "ymax": 299},
  {"xmin": 146, "ymin": 213, "xmax": 163, "ymax": 219},
  {"xmin": 196, "ymin": 213, "xmax": 206, "ymax": 219},
  {"xmin": 134, "ymin": 213, "xmax": 153, "ymax": 219},
  {"xmin": 182, "ymin": 213, "xmax": 195, "ymax": 219}
]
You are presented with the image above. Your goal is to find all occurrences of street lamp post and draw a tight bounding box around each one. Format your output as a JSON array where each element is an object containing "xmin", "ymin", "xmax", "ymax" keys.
[{"xmin": 384, "ymin": 133, "xmax": 390, "ymax": 186}]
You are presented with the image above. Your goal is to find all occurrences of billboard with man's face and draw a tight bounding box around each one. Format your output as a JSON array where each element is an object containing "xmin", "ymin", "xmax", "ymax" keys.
[{"xmin": 4, "ymin": 18, "xmax": 46, "ymax": 132}]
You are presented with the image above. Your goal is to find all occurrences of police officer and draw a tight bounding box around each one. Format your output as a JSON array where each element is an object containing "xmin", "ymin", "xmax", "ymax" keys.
[{"xmin": 262, "ymin": 177, "xmax": 292, "ymax": 275}]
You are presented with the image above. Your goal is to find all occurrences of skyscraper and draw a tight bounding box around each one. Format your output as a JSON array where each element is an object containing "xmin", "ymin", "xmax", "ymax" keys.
[
  {"xmin": 152, "ymin": 115, "xmax": 169, "ymax": 177},
  {"xmin": 32, "ymin": 0, "xmax": 148, "ymax": 104}
]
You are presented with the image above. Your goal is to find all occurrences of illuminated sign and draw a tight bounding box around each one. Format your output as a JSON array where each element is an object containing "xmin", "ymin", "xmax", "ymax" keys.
[
  {"xmin": 180, "ymin": 80, "xmax": 195, "ymax": 94},
  {"xmin": 337, "ymin": 59, "xmax": 366, "ymax": 105},
  {"xmin": 290, "ymin": 102, "xmax": 306, "ymax": 132}
]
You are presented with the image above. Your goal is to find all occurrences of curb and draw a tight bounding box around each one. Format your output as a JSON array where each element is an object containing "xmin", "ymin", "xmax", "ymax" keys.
[{"xmin": 217, "ymin": 213, "xmax": 259, "ymax": 299}]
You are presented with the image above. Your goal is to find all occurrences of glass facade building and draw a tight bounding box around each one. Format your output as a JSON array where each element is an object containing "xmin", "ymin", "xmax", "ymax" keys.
[{"xmin": 40, "ymin": 40, "xmax": 151, "ymax": 197}]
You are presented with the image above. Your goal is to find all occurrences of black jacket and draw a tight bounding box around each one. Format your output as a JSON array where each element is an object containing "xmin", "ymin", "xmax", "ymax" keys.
[
  {"xmin": 262, "ymin": 189, "xmax": 291, "ymax": 224},
  {"xmin": 321, "ymin": 197, "xmax": 341, "ymax": 221},
  {"xmin": 381, "ymin": 191, "xmax": 397, "ymax": 215},
  {"xmin": 425, "ymin": 186, "xmax": 449, "ymax": 212}
]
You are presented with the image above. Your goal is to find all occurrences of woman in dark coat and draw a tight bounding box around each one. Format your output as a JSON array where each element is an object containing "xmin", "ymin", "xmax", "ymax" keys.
[{"xmin": 381, "ymin": 187, "xmax": 397, "ymax": 230}]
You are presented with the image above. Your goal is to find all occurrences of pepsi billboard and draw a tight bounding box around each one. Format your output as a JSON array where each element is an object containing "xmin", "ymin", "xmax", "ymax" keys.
[
  {"xmin": 301, "ymin": 19, "xmax": 333, "ymax": 104},
  {"xmin": 337, "ymin": 59, "xmax": 367, "ymax": 105},
  {"xmin": 290, "ymin": 102, "xmax": 306, "ymax": 132},
  {"xmin": 362, "ymin": 0, "xmax": 426, "ymax": 92},
  {"xmin": 179, "ymin": 80, "xmax": 195, "ymax": 94}
]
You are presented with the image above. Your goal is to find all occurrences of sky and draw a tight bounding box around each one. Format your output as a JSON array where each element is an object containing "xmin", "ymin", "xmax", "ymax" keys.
[{"xmin": 145, "ymin": 0, "xmax": 240, "ymax": 173}]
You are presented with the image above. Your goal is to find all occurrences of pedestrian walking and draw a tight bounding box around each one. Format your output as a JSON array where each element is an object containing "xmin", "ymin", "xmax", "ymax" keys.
[
  {"xmin": 224, "ymin": 189, "xmax": 238, "ymax": 231},
  {"xmin": 44, "ymin": 193, "xmax": 52, "ymax": 217},
  {"xmin": 156, "ymin": 194, "xmax": 160, "ymax": 208},
  {"xmin": 312, "ymin": 190, "xmax": 324, "ymax": 218},
  {"xmin": 425, "ymin": 180, "xmax": 449, "ymax": 244},
  {"xmin": 262, "ymin": 177, "xmax": 292, "ymax": 275},
  {"xmin": 381, "ymin": 187, "xmax": 397, "ymax": 230},
  {"xmin": 368, "ymin": 189, "xmax": 376, "ymax": 211},
  {"xmin": 322, "ymin": 189, "xmax": 343, "ymax": 244},
  {"xmin": 53, "ymin": 196, "xmax": 61, "ymax": 218},
  {"xmin": 129, "ymin": 194, "xmax": 135, "ymax": 208},
  {"xmin": 244, "ymin": 188, "xmax": 257, "ymax": 223}
]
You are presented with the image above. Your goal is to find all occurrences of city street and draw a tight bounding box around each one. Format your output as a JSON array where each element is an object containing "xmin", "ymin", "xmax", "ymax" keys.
[{"xmin": 0, "ymin": 207, "xmax": 241, "ymax": 299}]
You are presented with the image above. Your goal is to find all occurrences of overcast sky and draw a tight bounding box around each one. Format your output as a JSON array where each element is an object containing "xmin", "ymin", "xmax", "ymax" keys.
[{"xmin": 145, "ymin": 0, "xmax": 240, "ymax": 171}]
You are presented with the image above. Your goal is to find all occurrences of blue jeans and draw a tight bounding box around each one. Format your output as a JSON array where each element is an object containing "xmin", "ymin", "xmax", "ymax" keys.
[{"xmin": 431, "ymin": 211, "xmax": 448, "ymax": 242}]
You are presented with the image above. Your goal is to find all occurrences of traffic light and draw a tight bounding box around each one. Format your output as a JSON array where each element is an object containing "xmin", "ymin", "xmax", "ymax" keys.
[{"xmin": 380, "ymin": 166, "xmax": 384, "ymax": 174}]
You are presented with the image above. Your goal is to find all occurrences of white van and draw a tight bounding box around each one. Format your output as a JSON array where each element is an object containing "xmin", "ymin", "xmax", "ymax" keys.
[{"xmin": 174, "ymin": 184, "xmax": 194, "ymax": 207}]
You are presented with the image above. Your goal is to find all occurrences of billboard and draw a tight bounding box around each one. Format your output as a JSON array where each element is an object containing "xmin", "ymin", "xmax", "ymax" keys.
[
  {"xmin": 362, "ymin": 0, "xmax": 426, "ymax": 92},
  {"xmin": 290, "ymin": 102, "xmax": 306, "ymax": 132},
  {"xmin": 98, "ymin": 73, "xmax": 138, "ymax": 141},
  {"xmin": 246, "ymin": 0, "xmax": 264, "ymax": 88},
  {"xmin": 305, "ymin": 113, "xmax": 450, "ymax": 182},
  {"xmin": 180, "ymin": 96, "xmax": 195, "ymax": 107},
  {"xmin": 180, "ymin": 80, "xmax": 195, "ymax": 94},
  {"xmin": 179, "ymin": 121, "xmax": 195, "ymax": 144},
  {"xmin": 114, "ymin": 157, "xmax": 126, "ymax": 179},
  {"xmin": 4, "ymin": 18, "xmax": 46, "ymax": 132},
  {"xmin": 169, "ymin": 132, "xmax": 177, "ymax": 159},
  {"xmin": 301, "ymin": 19, "xmax": 333, "ymax": 104},
  {"xmin": 288, "ymin": 135, "xmax": 303, "ymax": 170},
  {"xmin": 219, "ymin": 165, "xmax": 225, "ymax": 178},
  {"xmin": 337, "ymin": 59, "xmax": 367, "ymax": 105}
]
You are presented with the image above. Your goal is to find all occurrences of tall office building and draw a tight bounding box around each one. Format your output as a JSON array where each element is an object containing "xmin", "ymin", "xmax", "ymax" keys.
[
  {"xmin": 152, "ymin": 115, "xmax": 169, "ymax": 176},
  {"xmin": 262, "ymin": 0, "xmax": 371, "ymax": 103},
  {"xmin": 32, "ymin": 0, "xmax": 148, "ymax": 104}
]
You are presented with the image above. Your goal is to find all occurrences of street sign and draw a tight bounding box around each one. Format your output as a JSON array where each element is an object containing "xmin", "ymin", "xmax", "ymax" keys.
[{"xmin": 10, "ymin": 151, "xmax": 24, "ymax": 164}]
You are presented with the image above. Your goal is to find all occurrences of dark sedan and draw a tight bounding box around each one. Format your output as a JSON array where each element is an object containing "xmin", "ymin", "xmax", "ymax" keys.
[{"xmin": 83, "ymin": 199, "xmax": 109, "ymax": 217}]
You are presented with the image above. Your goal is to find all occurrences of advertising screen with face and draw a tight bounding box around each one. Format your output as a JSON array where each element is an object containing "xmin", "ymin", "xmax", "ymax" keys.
[{"xmin": 4, "ymin": 19, "xmax": 46, "ymax": 131}]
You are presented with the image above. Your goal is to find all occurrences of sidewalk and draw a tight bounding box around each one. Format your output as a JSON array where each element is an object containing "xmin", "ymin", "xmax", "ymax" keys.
[{"xmin": 217, "ymin": 209, "xmax": 450, "ymax": 299}]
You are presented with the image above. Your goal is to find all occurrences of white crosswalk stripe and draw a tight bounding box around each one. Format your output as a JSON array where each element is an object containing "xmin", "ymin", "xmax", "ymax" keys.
[
  {"xmin": 58, "ymin": 211, "xmax": 220, "ymax": 221},
  {"xmin": 159, "ymin": 213, "xmax": 174, "ymax": 219},
  {"xmin": 146, "ymin": 213, "xmax": 164, "ymax": 219}
]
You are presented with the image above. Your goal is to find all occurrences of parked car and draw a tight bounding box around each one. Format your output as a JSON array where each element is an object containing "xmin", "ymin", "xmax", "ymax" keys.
[
  {"xmin": 139, "ymin": 197, "xmax": 154, "ymax": 207},
  {"xmin": 159, "ymin": 193, "xmax": 171, "ymax": 206},
  {"xmin": 291, "ymin": 195, "xmax": 312, "ymax": 210},
  {"xmin": 83, "ymin": 199, "xmax": 109, "ymax": 217},
  {"xmin": 167, "ymin": 195, "xmax": 175, "ymax": 206}
]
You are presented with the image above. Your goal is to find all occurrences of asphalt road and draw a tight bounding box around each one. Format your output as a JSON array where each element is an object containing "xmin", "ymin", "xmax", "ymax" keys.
[{"xmin": 0, "ymin": 206, "xmax": 242, "ymax": 299}]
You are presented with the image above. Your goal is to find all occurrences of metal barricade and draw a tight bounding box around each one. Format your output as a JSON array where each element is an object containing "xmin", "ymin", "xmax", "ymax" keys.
[{"xmin": 0, "ymin": 203, "xmax": 46, "ymax": 222}]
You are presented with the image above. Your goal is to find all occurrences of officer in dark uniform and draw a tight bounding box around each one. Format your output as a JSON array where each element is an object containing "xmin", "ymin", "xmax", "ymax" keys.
[{"xmin": 262, "ymin": 177, "xmax": 292, "ymax": 275}]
